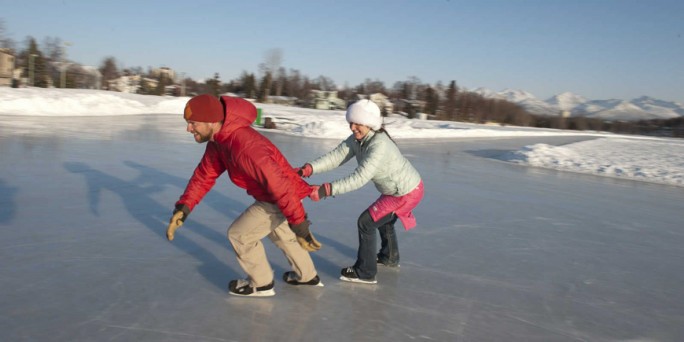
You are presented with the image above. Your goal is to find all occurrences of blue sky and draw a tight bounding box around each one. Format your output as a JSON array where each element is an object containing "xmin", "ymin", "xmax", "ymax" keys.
[{"xmin": 3, "ymin": 0, "xmax": 683, "ymax": 103}]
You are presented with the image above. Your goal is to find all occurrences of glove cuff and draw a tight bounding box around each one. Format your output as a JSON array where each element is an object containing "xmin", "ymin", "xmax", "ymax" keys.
[
  {"xmin": 289, "ymin": 220, "xmax": 310, "ymax": 238},
  {"xmin": 174, "ymin": 204, "xmax": 190, "ymax": 222},
  {"xmin": 318, "ymin": 183, "xmax": 332, "ymax": 198},
  {"xmin": 301, "ymin": 163, "xmax": 313, "ymax": 177}
]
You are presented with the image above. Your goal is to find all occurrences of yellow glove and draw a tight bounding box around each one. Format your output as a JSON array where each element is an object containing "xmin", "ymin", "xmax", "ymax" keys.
[
  {"xmin": 297, "ymin": 232, "xmax": 322, "ymax": 252},
  {"xmin": 166, "ymin": 211, "xmax": 184, "ymax": 241}
]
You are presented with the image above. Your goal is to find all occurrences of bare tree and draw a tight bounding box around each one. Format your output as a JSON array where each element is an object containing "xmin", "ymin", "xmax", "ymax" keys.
[
  {"xmin": 286, "ymin": 68, "xmax": 302, "ymax": 99},
  {"xmin": 0, "ymin": 19, "xmax": 16, "ymax": 51},
  {"xmin": 42, "ymin": 36, "xmax": 64, "ymax": 62},
  {"xmin": 457, "ymin": 92, "xmax": 472, "ymax": 122},
  {"xmin": 337, "ymin": 82, "xmax": 354, "ymax": 103},
  {"xmin": 257, "ymin": 48, "xmax": 283, "ymax": 102},
  {"xmin": 275, "ymin": 66, "xmax": 287, "ymax": 97},
  {"xmin": 240, "ymin": 71, "xmax": 257, "ymax": 99},
  {"xmin": 263, "ymin": 48, "xmax": 282, "ymax": 74},
  {"xmin": 405, "ymin": 76, "xmax": 421, "ymax": 100},
  {"xmin": 99, "ymin": 57, "xmax": 120, "ymax": 90},
  {"xmin": 363, "ymin": 78, "xmax": 387, "ymax": 95},
  {"xmin": 315, "ymin": 75, "xmax": 336, "ymax": 91},
  {"xmin": 257, "ymin": 72, "xmax": 272, "ymax": 102}
]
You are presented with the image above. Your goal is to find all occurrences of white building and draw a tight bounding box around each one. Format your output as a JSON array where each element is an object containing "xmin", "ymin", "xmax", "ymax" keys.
[
  {"xmin": 151, "ymin": 67, "xmax": 176, "ymax": 81},
  {"xmin": 309, "ymin": 90, "xmax": 346, "ymax": 110},
  {"xmin": 107, "ymin": 75, "xmax": 142, "ymax": 93},
  {"xmin": 0, "ymin": 48, "xmax": 15, "ymax": 87},
  {"xmin": 357, "ymin": 93, "xmax": 394, "ymax": 114}
]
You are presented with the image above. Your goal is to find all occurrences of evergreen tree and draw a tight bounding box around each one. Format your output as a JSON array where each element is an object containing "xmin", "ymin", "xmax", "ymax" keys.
[
  {"xmin": 444, "ymin": 81, "xmax": 458, "ymax": 121},
  {"xmin": 138, "ymin": 77, "xmax": 152, "ymax": 95},
  {"xmin": 205, "ymin": 73, "xmax": 221, "ymax": 97},
  {"xmin": 154, "ymin": 74, "xmax": 172, "ymax": 96},
  {"xmin": 424, "ymin": 86, "xmax": 439, "ymax": 115},
  {"xmin": 20, "ymin": 37, "xmax": 48, "ymax": 87}
]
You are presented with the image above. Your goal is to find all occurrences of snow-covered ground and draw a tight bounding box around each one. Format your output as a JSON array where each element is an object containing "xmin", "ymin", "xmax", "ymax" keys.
[
  {"xmin": 1, "ymin": 87, "xmax": 682, "ymax": 187},
  {"xmin": 2, "ymin": 88, "xmax": 683, "ymax": 341}
]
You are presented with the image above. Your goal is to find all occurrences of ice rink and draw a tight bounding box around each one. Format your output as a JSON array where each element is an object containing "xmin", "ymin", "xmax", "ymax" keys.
[{"xmin": 1, "ymin": 115, "xmax": 683, "ymax": 341}]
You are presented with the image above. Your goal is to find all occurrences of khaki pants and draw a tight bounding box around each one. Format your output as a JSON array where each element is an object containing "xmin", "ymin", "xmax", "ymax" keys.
[{"xmin": 227, "ymin": 201, "xmax": 317, "ymax": 287}]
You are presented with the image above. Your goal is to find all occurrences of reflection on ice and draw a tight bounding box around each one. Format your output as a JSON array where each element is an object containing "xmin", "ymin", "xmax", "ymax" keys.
[
  {"xmin": 1, "ymin": 115, "xmax": 683, "ymax": 341},
  {"xmin": 0, "ymin": 114, "xmax": 188, "ymax": 141}
]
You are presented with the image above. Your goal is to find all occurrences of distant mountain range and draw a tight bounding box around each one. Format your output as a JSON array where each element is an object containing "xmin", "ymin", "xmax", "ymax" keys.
[{"xmin": 471, "ymin": 88, "xmax": 684, "ymax": 121}]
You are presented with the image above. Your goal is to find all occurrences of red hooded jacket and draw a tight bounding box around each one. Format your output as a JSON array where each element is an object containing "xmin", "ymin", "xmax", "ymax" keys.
[{"xmin": 176, "ymin": 96, "xmax": 311, "ymax": 225}]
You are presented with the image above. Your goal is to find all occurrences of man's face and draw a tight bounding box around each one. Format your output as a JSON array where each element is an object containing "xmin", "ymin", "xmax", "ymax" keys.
[{"xmin": 186, "ymin": 121, "xmax": 214, "ymax": 143}]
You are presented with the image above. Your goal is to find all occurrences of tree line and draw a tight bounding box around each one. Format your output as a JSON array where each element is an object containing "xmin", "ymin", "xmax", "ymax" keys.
[{"xmin": 2, "ymin": 23, "xmax": 682, "ymax": 138}]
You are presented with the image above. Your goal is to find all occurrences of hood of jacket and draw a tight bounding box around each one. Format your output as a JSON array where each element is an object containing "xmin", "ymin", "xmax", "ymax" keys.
[{"xmin": 213, "ymin": 96, "xmax": 256, "ymax": 140}]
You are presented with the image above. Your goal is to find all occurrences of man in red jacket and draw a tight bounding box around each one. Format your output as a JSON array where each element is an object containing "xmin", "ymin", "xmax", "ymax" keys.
[{"xmin": 166, "ymin": 94, "xmax": 322, "ymax": 297}]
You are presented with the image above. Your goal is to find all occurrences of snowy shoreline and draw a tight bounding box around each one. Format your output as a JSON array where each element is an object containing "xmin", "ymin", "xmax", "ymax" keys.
[{"xmin": 1, "ymin": 87, "xmax": 682, "ymax": 187}]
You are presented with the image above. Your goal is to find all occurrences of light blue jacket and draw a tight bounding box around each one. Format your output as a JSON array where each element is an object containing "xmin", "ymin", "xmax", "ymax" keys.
[{"xmin": 308, "ymin": 130, "xmax": 421, "ymax": 196}]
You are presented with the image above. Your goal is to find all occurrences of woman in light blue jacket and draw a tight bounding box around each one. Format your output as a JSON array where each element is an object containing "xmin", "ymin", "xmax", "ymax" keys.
[{"xmin": 297, "ymin": 100, "xmax": 424, "ymax": 284}]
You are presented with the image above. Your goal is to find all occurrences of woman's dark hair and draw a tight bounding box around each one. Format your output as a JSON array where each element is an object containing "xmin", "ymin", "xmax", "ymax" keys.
[{"xmin": 376, "ymin": 127, "xmax": 396, "ymax": 145}]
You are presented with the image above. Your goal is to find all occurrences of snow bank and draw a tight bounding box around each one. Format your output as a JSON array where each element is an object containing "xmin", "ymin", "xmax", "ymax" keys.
[{"xmin": 2, "ymin": 87, "xmax": 683, "ymax": 187}]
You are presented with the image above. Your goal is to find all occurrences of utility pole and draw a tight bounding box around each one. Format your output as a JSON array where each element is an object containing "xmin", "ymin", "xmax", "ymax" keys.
[
  {"xmin": 180, "ymin": 72, "xmax": 186, "ymax": 96},
  {"xmin": 29, "ymin": 53, "xmax": 37, "ymax": 86}
]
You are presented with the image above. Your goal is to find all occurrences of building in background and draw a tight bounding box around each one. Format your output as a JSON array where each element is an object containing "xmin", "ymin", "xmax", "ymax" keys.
[
  {"xmin": 151, "ymin": 67, "xmax": 175, "ymax": 82},
  {"xmin": 79, "ymin": 66, "xmax": 102, "ymax": 89},
  {"xmin": 0, "ymin": 48, "xmax": 15, "ymax": 87},
  {"xmin": 308, "ymin": 90, "xmax": 346, "ymax": 110},
  {"xmin": 108, "ymin": 75, "xmax": 144, "ymax": 93},
  {"xmin": 357, "ymin": 93, "xmax": 394, "ymax": 114}
]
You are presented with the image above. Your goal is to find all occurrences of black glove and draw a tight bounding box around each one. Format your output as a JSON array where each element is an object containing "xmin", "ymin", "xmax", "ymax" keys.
[{"xmin": 289, "ymin": 219, "xmax": 322, "ymax": 252}]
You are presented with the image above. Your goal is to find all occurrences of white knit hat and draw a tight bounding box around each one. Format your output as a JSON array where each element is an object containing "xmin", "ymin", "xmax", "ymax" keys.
[{"xmin": 345, "ymin": 100, "xmax": 382, "ymax": 130}]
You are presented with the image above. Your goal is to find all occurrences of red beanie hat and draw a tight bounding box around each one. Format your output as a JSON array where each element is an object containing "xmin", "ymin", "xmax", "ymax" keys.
[{"xmin": 184, "ymin": 94, "xmax": 224, "ymax": 122}]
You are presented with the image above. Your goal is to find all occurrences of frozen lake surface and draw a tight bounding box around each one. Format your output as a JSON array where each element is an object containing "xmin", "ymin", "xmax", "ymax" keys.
[{"xmin": 1, "ymin": 115, "xmax": 683, "ymax": 341}]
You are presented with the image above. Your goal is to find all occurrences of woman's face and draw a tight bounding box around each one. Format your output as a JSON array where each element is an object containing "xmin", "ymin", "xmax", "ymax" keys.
[{"xmin": 349, "ymin": 122, "xmax": 371, "ymax": 140}]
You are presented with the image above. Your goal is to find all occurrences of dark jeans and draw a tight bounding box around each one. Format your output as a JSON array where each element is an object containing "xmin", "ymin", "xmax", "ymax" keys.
[{"xmin": 354, "ymin": 210, "xmax": 399, "ymax": 279}]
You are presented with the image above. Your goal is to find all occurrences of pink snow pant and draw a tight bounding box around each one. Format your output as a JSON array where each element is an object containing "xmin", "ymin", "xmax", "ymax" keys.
[
  {"xmin": 369, "ymin": 181, "xmax": 424, "ymax": 230},
  {"xmin": 227, "ymin": 201, "xmax": 318, "ymax": 287}
]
